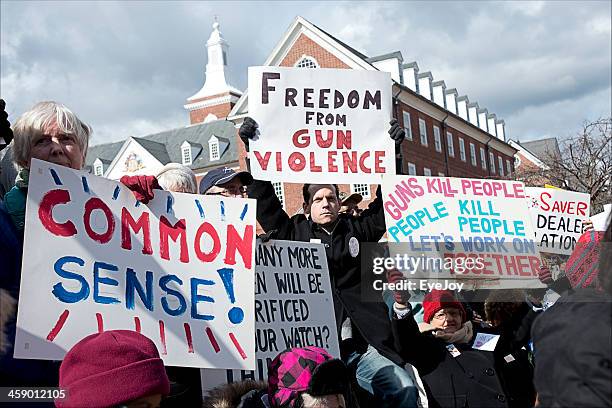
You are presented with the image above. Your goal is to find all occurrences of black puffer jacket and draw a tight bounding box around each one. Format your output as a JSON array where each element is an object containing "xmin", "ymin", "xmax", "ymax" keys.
[
  {"xmin": 248, "ymin": 180, "xmax": 403, "ymax": 366},
  {"xmin": 532, "ymin": 289, "xmax": 612, "ymax": 408},
  {"xmin": 393, "ymin": 311, "xmax": 536, "ymax": 408}
]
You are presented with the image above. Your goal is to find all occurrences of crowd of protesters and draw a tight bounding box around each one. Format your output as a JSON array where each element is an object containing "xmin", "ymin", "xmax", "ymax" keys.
[{"xmin": 0, "ymin": 100, "xmax": 610, "ymax": 408}]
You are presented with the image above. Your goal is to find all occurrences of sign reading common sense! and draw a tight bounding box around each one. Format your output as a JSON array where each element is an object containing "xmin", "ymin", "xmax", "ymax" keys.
[
  {"xmin": 247, "ymin": 66, "xmax": 393, "ymax": 183},
  {"xmin": 381, "ymin": 175, "xmax": 544, "ymax": 289},
  {"xmin": 15, "ymin": 159, "xmax": 257, "ymax": 369}
]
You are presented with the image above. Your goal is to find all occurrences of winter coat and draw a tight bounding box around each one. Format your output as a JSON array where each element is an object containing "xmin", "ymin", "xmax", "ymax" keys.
[
  {"xmin": 393, "ymin": 310, "xmax": 536, "ymax": 408},
  {"xmin": 532, "ymin": 289, "xmax": 612, "ymax": 407},
  {"xmin": 247, "ymin": 180, "xmax": 403, "ymax": 366},
  {"xmin": 0, "ymin": 195, "xmax": 59, "ymax": 386}
]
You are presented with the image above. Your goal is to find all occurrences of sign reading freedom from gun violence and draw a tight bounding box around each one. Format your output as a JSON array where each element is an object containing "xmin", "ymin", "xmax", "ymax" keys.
[
  {"xmin": 15, "ymin": 159, "xmax": 257, "ymax": 369},
  {"xmin": 381, "ymin": 175, "xmax": 544, "ymax": 289},
  {"xmin": 200, "ymin": 240, "xmax": 339, "ymax": 389},
  {"xmin": 525, "ymin": 187, "xmax": 591, "ymax": 255},
  {"xmin": 247, "ymin": 66, "xmax": 393, "ymax": 183}
]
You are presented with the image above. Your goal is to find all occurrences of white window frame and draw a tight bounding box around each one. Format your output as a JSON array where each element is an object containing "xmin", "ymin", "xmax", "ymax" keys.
[
  {"xmin": 209, "ymin": 140, "xmax": 220, "ymax": 161},
  {"xmin": 506, "ymin": 159, "xmax": 512, "ymax": 175},
  {"xmin": 480, "ymin": 147, "xmax": 487, "ymax": 170},
  {"xmin": 407, "ymin": 162, "xmax": 417, "ymax": 175},
  {"xmin": 419, "ymin": 118, "xmax": 428, "ymax": 146},
  {"xmin": 469, "ymin": 143, "xmax": 477, "ymax": 166},
  {"xmin": 489, "ymin": 152, "xmax": 496, "ymax": 173},
  {"xmin": 402, "ymin": 111, "xmax": 413, "ymax": 141},
  {"xmin": 94, "ymin": 163, "xmax": 103, "ymax": 176},
  {"xmin": 459, "ymin": 137, "xmax": 466, "ymax": 162},
  {"xmin": 295, "ymin": 55, "xmax": 319, "ymax": 68},
  {"xmin": 447, "ymin": 132, "xmax": 454, "ymax": 157},
  {"xmin": 272, "ymin": 181, "xmax": 285, "ymax": 209},
  {"xmin": 182, "ymin": 145, "xmax": 192, "ymax": 166},
  {"xmin": 498, "ymin": 156, "xmax": 505, "ymax": 176},
  {"xmin": 433, "ymin": 126, "xmax": 441, "ymax": 152},
  {"xmin": 423, "ymin": 167, "xmax": 432, "ymax": 176},
  {"xmin": 351, "ymin": 183, "xmax": 371, "ymax": 199}
]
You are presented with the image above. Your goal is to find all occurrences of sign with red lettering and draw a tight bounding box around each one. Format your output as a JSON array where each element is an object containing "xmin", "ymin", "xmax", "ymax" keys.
[
  {"xmin": 247, "ymin": 66, "xmax": 393, "ymax": 183},
  {"xmin": 15, "ymin": 159, "xmax": 257, "ymax": 369},
  {"xmin": 381, "ymin": 175, "xmax": 544, "ymax": 289},
  {"xmin": 525, "ymin": 187, "xmax": 590, "ymax": 255}
]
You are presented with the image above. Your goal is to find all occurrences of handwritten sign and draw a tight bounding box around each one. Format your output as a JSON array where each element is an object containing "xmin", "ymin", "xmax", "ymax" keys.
[
  {"xmin": 381, "ymin": 175, "xmax": 544, "ymax": 289},
  {"xmin": 247, "ymin": 66, "xmax": 393, "ymax": 183},
  {"xmin": 15, "ymin": 159, "xmax": 256, "ymax": 369},
  {"xmin": 201, "ymin": 240, "xmax": 339, "ymax": 390},
  {"xmin": 525, "ymin": 187, "xmax": 590, "ymax": 255}
]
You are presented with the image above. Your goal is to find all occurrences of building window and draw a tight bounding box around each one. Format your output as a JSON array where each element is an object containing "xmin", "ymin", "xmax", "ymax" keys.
[
  {"xmin": 433, "ymin": 126, "xmax": 442, "ymax": 152},
  {"xmin": 498, "ymin": 156, "xmax": 504, "ymax": 176},
  {"xmin": 419, "ymin": 118, "xmax": 428, "ymax": 146},
  {"xmin": 447, "ymin": 132, "xmax": 454, "ymax": 157},
  {"xmin": 459, "ymin": 138, "xmax": 466, "ymax": 162},
  {"xmin": 402, "ymin": 111, "xmax": 412, "ymax": 141},
  {"xmin": 423, "ymin": 167, "xmax": 432, "ymax": 176},
  {"xmin": 182, "ymin": 146, "xmax": 192, "ymax": 165},
  {"xmin": 209, "ymin": 141, "xmax": 219, "ymax": 161},
  {"xmin": 407, "ymin": 162, "xmax": 417, "ymax": 175},
  {"xmin": 351, "ymin": 183, "xmax": 371, "ymax": 199},
  {"xmin": 295, "ymin": 56, "xmax": 319, "ymax": 68},
  {"xmin": 469, "ymin": 143, "xmax": 477, "ymax": 166},
  {"xmin": 94, "ymin": 163, "xmax": 103, "ymax": 176},
  {"xmin": 506, "ymin": 159, "xmax": 512, "ymax": 175},
  {"xmin": 489, "ymin": 152, "xmax": 496, "ymax": 173},
  {"xmin": 272, "ymin": 182, "xmax": 285, "ymax": 208},
  {"xmin": 480, "ymin": 147, "xmax": 487, "ymax": 170}
]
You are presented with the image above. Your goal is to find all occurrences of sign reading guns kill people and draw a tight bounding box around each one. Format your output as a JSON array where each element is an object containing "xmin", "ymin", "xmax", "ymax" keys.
[
  {"xmin": 201, "ymin": 240, "xmax": 339, "ymax": 388},
  {"xmin": 525, "ymin": 187, "xmax": 590, "ymax": 255},
  {"xmin": 15, "ymin": 159, "xmax": 256, "ymax": 369},
  {"xmin": 381, "ymin": 175, "xmax": 544, "ymax": 289},
  {"xmin": 247, "ymin": 66, "xmax": 393, "ymax": 183}
]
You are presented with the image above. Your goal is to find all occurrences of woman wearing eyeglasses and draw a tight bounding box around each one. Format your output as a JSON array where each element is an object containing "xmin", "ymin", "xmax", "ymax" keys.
[{"xmin": 390, "ymin": 289, "xmax": 536, "ymax": 408}]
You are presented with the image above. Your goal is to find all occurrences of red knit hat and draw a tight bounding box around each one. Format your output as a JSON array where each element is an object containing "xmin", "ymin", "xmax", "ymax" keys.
[
  {"xmin": 56, "ymin": 330, "xmax": 170, "ymax": 408},
  {"xmin": 423, "ymin": 290, "xmax": 466, "ymax": 324}
]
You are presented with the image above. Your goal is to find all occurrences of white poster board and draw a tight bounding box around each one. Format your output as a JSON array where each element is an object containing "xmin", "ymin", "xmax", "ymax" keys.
[
  {"xmin": 200, "ymin": 240, "xmax": 339, "ymax": 391},
  {"xmin": 525, "ymin": 187, "xmax": 590, "ymax": 255},
  {"xmin": 15, "ymin": 159, "xmax": 256, "ymax": 369},
  {"xmin": 381, "ymin": 175, "xmax": 544, "ymax": 289},
  {"xmin": 247, "ymin": 66, "xmax": 393, "ymax": 183}
]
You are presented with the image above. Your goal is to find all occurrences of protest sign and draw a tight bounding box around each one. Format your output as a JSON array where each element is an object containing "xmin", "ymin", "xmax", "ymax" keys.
[
  {"xmin": 247, "ymin": 66, "xmax": 393, "ymax": 183},
  {"xmin": 15, "ymin": 159, "xmax": 256, "ymax": 369},
  {"xmin": 381, "ymin": 175, "xmax": 544, "ymax": 289},
  {"xmin": 200, "ymin": 239, "xmax": 339, "ymax": 390},
  {"xmin": 525, "ymin": 187, "xmax": 590, "ymax": 255}
]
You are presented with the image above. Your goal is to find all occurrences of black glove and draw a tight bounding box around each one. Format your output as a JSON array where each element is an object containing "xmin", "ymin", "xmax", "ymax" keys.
[
  {"xmin": 238, "ymin": 117, "xmax": 258, "ymax": 152},
  {"xmin": 388, "ymin": 118, "xmax": 405, "ymax": 145},
  {"xmin": 0, "ymin": 99, "xmax": 14, "ymax": 150}
]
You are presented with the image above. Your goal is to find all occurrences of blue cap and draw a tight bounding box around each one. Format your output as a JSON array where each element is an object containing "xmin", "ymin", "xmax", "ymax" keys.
[{"xmin": 199, "ymin": 167, "xmax": 253, "ymax": 194}]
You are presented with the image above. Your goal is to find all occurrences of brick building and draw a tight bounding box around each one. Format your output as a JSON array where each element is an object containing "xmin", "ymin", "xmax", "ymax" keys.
[
  {"xmin": 225, "ymin": 16, "xmax": 518, "ymax": 215},
  {"xmin": 87, "ymin": 16, "xmax": 518, "ymax": 218}
]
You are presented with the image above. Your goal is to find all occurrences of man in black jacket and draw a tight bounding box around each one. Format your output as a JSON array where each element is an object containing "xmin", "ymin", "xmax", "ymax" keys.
[{"xmin": 240, "ymin": 117, "xmax": 418, "ymax": 407}]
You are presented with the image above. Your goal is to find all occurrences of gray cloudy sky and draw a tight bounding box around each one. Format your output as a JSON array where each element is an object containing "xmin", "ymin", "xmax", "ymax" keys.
[{"xmin": 1, "ymin": 1, "xmax": 610, "ymax": 146}]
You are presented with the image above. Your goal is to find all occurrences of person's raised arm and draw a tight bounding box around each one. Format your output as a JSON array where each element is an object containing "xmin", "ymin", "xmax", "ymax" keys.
[
  {"xmin": 353, "ymin": 119, "xmax": 405, "ymax": 242},
  {"xmin": 239, "ymin": 117, "xmax": 295, "ymax": 239}
]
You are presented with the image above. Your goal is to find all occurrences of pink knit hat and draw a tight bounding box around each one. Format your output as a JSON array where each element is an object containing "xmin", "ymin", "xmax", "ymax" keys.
[{"xmin": 56, "ymin": 330, "xmax": 170, "ymax": 408}]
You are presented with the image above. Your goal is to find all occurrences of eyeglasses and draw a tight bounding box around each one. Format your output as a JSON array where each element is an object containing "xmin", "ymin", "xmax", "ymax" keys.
[
  {"xmin": 433, "ymin": 310, "xmax": 461, "ymax": 321},
  {"xmin": 206, "ymin": 186, "xmax": 247, "ymax": 197}
]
